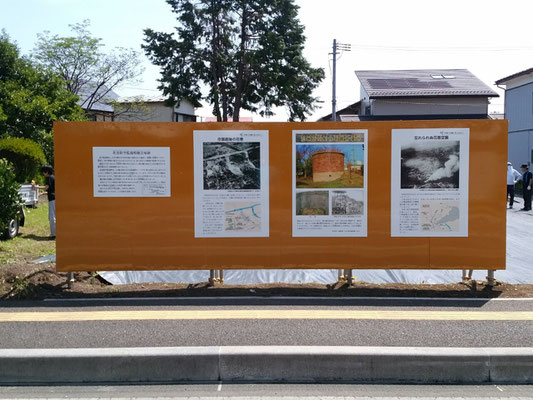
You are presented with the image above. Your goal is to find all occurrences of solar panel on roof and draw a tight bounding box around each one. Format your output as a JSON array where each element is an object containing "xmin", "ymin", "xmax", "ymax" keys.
[{"xmin": 366, "ymin": 78, "xmax": 452, "ymax": 90}]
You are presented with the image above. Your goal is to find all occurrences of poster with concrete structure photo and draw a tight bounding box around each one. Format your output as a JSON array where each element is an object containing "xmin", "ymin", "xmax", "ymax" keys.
[
  {"xmin": 391, "ymin": 128, "xmax": 469, "ymax": 237},
  {"xmin": 194, "ymin": 130, "xmax": 269, "ymax": 238},
  {"xmin": 292, "ymin": 129, "xmax": 367, "ymax": 237}
]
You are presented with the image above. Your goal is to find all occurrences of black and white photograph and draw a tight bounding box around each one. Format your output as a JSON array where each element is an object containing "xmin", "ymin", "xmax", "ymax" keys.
[
  {"xmin": 401, "ymin": 140, "xmax": 460, "ymax": 189},
  {"xmin": 203, "ymin": 142, "xmax": 260, "ymax": 190},
  {"xmin": 296, "ymin": 190, "xmax": 329, "ymax": 215},
  {"xmin": 331, "ymin": 190, "xmax": 364, "ymax": 215}
]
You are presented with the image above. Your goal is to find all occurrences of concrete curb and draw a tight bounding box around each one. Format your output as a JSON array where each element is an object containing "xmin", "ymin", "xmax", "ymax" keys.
[{"xmin": 1, "ymin": 346, "xmax": 533, "ymax": 384}]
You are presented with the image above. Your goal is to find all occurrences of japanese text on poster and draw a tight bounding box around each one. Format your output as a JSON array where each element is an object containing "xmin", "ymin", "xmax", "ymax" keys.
[
  {"xmin": 193, "ymin": 130, "xmax": 269, "ymax": 238},
  {"xmin": 292, "ymin": 129, "xmax": 368, "ymax": 237},
  {"xmin": 391, "ymin": 128, "xmax": 469, "ymax": 237},
  {"xmin": 93, "ymin": 147, "xmax": 170, "ymax": 197}
]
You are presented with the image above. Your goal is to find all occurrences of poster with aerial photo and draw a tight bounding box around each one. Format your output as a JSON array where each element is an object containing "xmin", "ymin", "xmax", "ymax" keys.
[
  {"xmin": 194, "ymin": 130, "xmax": 269, "ymax": 238},
  {"xmin": 292, "ymin": 129, "xmax": 367, "ymax": 237},
  {"xmin": 391, "ymin": 128, "xmax": 469, "ymax": 237}
]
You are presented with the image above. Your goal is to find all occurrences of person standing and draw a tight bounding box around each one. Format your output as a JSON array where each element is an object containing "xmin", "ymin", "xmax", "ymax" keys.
[
  {"xmin": 507, "ymin": 162, "xmax": 522, "ymax": 209},
  {"xmin": 32, "ymin": 165, "xmax": 55, "ymax": 239},
  {"xmin": 520, "ymin": 163, "xmax": 532, "ymax": 211}
]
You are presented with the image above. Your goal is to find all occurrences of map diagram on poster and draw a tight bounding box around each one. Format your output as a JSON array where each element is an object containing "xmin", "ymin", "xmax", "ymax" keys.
[
  {"xmin": 194, "ymin": 130, "xmax": 269, "ymax": 238},
  {"xmin": 292, "ymin": 129, "xmax": 368, "ymax": 237},
  {"xmin": 391, "ymin": 128, "xmax": 469, "ymax": 237}
]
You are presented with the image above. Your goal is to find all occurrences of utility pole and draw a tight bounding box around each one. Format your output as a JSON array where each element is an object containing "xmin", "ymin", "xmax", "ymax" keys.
[
  {"xmin": 331, "ymin": 39, "xmax": 351, "ymax": 122},
  {"xmin": 332, "ymin": 39, "xmax": 337, "ymax": 121}
]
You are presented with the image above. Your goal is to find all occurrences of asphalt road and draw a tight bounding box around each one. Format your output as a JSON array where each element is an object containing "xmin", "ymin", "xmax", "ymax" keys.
[
  {"xmin": 2, "ymin": 383, "xmax": 533, "ymax": 399},
  {"xmin": 1, "ymin": 297, "xmax": 533, "ymax": 349}
]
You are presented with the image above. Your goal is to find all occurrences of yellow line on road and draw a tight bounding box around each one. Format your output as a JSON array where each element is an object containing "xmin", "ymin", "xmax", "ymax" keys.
[{"xmin": 1, "ymin": 310, "xmax": 533, "ymax": 322}]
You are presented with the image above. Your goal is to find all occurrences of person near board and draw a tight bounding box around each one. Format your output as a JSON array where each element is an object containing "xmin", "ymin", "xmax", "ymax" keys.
[
  {"xmin": 507, "ymin": 162, "xmax": 522, "ymax": 209},
  {"xmin": 520, "ymin": 163, "xmax": 532, "ymax": 211},
  {"xmin": 32, "ymin": 165, "xmax": 55, "ymax": 239}
]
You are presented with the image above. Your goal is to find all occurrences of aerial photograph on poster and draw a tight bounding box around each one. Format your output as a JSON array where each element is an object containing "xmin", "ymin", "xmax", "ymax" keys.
[
  {"xmin": 331, "ymin": 190, "xmax": 364, "ymax": 215},
  {"xmin": 224, "ymin": 201, "xmax": 261, "ymax": 232},
  {"xmin": 295, "ymin": 144, "xmax": 364, "ymax": 188},
  {"xmin": 203, "ymin": 142, "xmax": 260, "ymax": 190},
  {"xmin": 401, "ymin": 140, "xmax": 460, "ymax": 189},
  {"xmin": 296, "ymin": 190, "xmax": 329, "ymax": 215}
]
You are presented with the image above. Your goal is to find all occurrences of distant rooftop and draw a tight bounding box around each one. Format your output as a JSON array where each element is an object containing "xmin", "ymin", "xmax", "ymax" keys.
[
  {"xmin": 495, "ymin": 67, "xmax": 533, "ymax": 85},
  {"xmin": 77, "ymin": 85, "xmax": 118, "ymax": 113},
  {"xmin": 355, "ymin": 69, "xmax": 498, "ymax": 98},
  {"xmin": 117, "ymin": 95, "xmax": 202, "ymax": 108}
]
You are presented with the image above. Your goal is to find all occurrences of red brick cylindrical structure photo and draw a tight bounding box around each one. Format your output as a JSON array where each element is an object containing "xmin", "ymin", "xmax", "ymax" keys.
[{"xmin": 312, "ymin": 150, "xmax": 344, "ymax": 182}]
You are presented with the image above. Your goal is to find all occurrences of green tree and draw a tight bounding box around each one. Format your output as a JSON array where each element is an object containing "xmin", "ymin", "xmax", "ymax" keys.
[
  {"xmin": 0, "ymin": 159, "xmax": 22, "ymax": 236},
  {"xmin": 33, "ymin": 20, "xmax": 144, "ymax": 111},
  {"xmin": 143, "ymin": 0, "xmax": 324, "ymax": 121},
  {"xmin": 0, "ymin": 137, "xmax": 46, "ymax": 183},
  {"xmin": 0, "ymin": 32, "xmax": 85, "ymax": 162}
]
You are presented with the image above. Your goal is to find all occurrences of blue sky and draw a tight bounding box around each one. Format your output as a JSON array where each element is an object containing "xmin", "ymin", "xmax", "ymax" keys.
[{"xmin": 2, "ymin": 0, "xmax": 533, "ymax": 121}]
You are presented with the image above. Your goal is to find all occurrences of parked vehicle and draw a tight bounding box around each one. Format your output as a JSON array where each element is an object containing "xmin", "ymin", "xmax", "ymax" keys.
[
  {"xmin": 1, "ymin": 185, "xmax": 34, "ymax": 239},
  {"xmin": 2, "ymin": 206, "xmax": 25, "ymax": 239}
]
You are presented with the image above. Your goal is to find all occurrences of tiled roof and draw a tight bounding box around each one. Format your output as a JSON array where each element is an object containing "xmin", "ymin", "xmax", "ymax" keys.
[{"xmin": 355, "ymin": 69, "xmax": 498, "ymax": 98}]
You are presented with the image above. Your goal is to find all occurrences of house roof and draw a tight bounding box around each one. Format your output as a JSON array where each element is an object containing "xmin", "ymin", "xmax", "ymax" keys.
[
  {"xmin": 77, "ymin": 85, "xmax": 119, "ymax": 113},
  {"xmin": 355, "ymin": 69, "xmax": 498, "ymax": 98},
  {"xmin": 495, "ymin": 67, "xmax": 533, "ymax": 85},
  {"xmin": 117, "ymin": 95, "xmax": 202, "ymax": 108},
  {"xmin": 317, "ymin": 101, "xmax": 361, "ymax": 122}
]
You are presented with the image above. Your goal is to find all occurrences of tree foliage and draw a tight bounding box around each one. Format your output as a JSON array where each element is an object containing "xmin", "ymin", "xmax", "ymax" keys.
[
  {"xmin": 33, "ymin": 20, "xmax": 144, "ymax": 111},
  {"xmin": 0, "ymin": 32, "xmax": 85, "ymax": 162},
  {"xmin": 143, "ymin": 0, "xmax": 324, "ymax": 121},
  {"xmin": 0, "ymin": 159, "xmax": 22, "ymax": 235},
  {"xmin": 0, "ymin": 137, "xmax": 46, "ymax": 183}
]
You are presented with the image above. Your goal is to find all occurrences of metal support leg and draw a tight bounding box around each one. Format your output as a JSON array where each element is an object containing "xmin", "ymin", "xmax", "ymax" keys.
[
  {"xmin": 462, "ymin": 269, "xmax": 473, "ymax": 282},
  {"xmin": 338, "ymin": 269, "xmax": 343, "ymax": 282},
  {"xmin": 346, "ymin": 269, "xmax": 353, "ymax": 286},
  {"xmin": 486, "ymin": 270, "xmax": 496, "ymax": 287},
  {"xmin": 67, "ymin": 272, "xmax": 75, "ymax": 289},
  {"xmin": 219, "ymin": 269, "xmax": 224, "ymax": 284},
  {"xmin": 209, "ymin": 269, "xmax": 215, "ymax": 286}
]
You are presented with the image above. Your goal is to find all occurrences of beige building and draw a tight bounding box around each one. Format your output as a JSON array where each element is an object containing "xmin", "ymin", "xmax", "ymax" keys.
[{"xmin": 114, "ymin": 95, "xmax": 199, "ymax": 122}]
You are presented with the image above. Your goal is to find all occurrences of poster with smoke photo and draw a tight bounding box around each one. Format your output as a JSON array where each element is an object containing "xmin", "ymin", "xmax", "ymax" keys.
[
  {"xmin": 391, "ymin": 128, "xmax": 469, "ymax": 237},
  {"xmin": 194, "ymin": 130, "xmax": 269, "ymax": 238},
  {"xmin": 292, "ymin": 129, "xmax": 368, "ymax": 237}
]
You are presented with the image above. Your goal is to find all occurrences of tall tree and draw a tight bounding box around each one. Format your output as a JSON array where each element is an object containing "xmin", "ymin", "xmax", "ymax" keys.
[
  {"xmin": 0, "ymin": 32, "xmax": 85, "ymax": 162},
  {"xmin": 33, "ymin": 20, "xmax": 144, "ymax": 111},
  {"xmin": 143, "ymin": 0, "xmax": 324, "ymax": 121}
]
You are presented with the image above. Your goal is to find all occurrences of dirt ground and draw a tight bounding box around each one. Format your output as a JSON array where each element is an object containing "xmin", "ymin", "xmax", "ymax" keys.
[{"xmin": 2, "ymin": 261, "xmax": 533, "ymax": 301}]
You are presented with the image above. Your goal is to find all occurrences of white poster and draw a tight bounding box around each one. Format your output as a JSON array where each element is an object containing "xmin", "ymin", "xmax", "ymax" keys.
[
  {"xmin": 391, "ymin": 128, "xmax": 469, "ymax": 237},
  {"xmin": 194, "ymin": 130, "xmax": 269, "ymax": 238},
  {"xmin": 93, "ymin": 147, "xmax": 170, "ymax": 197},
  {"xmin": 292, "ymin": 129, "xmax": 367, "ymax": 237}
]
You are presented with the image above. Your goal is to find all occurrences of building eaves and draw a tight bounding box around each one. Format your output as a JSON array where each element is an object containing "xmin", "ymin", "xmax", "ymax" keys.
[{"xmin": 495, "ymin": 67, "xmax": 533, "ymax": 85}]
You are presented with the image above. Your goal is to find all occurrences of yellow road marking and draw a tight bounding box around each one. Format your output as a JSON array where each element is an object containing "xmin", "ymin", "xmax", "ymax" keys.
[{"xmin": 0, "ymin": 310, "xmax": 533, "ymax": 322}]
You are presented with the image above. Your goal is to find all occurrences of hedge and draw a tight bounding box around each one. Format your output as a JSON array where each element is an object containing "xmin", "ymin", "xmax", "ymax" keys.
[
  {"xmin": 0, "ymin": 158, "xmax": 22, "ymax": 234},
  {"xmin": 0, "ymin": 137, "xmax": 46, "ymax": 183}
]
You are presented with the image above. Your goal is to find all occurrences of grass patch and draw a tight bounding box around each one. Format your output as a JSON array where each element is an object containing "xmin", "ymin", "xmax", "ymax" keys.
[{"xmin": 0, "ymin": 198, "xmax": 55, "ymax": 265}]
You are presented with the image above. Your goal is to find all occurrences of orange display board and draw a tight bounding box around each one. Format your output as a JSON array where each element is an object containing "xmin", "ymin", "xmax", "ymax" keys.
[{"xmin": 54, "ymin": 120, "xmax": 507, "ymax": 272}]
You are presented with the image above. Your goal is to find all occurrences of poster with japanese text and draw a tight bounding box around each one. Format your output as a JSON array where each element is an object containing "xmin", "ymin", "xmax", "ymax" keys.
[
  {"xmin": 391, "ymin": 128, "xmax": 469, "ymax": 237},
  {"xmin": 292, "ymin": 129, "xmax": 368, "ymax": 237},
  {"xmin": 194, "ymin": 130, "xmax": 269, "ymax": 238},
  {"xmin": 93, "ymin": 147, "xmax": 171, "ymax": 197}
]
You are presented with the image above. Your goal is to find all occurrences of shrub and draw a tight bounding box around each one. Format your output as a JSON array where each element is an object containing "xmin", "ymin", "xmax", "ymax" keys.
[
  {"xmin": 0, "ymin": 158, "xmax": 22, "ymax": 234},
  {"xmin": 0, "ymin": 137, "xmax": 46, "ymax": 183}
]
